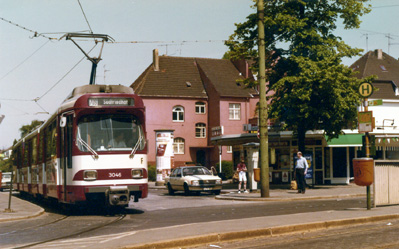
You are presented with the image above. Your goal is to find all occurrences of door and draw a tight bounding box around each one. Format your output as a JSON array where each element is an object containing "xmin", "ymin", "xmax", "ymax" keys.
[
  {"xmin": 196, "ymin": 150, "xmax": 206, "ymax": 166},
  {"xmin": 60, "ymin": 115, "xmax": 73, "ymax": 202}
]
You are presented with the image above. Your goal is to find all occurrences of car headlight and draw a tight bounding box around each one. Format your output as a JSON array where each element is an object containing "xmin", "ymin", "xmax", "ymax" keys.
[
  {"xmin": 84, "ymin": 170, "xmax": 97, "ymax": 181},
  {"xmin": 191, "ymin": 180, "xmax": 199, "ymax": 186},
  {"xmin": 132, "ymin": 169, "xmax": 143, "ymax": 179},
  {"xmin": 216, "ymin": 179, "xmax": 222, "ymax": 184}
]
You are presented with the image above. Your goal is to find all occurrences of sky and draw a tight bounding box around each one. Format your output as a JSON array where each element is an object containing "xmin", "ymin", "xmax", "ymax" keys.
[{"xmin": 1, "ymin": 0, "xmax": 399, "ymax": 149}]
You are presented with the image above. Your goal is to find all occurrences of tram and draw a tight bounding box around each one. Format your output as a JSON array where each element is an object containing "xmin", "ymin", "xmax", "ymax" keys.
[{"xmin": 12, "ymin": 84, "xmax": 148, "ymax": 208}]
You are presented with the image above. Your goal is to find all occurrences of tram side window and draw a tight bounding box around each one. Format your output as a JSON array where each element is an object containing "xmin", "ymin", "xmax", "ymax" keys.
[
  {"xmin": 45, "ymin": 121, "xmax": 57, "ymax": 160},
  {"xmin": 38, "ymin": 132, "xmax": 44, "ymax": 163},
  {"xmin": 32, "ymin": 137, "xmax": 37, "ymax": 165},
  {"xmin": 23, "ymin": 143, "xmax": 29, "ymax": 167}
]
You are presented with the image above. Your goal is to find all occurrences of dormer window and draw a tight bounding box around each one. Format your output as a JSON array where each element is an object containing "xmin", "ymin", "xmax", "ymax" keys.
[
  {"xmin": 380, "ymin": 65, "xmax": 387, "ymax": 72},
  {"xmin": 186, "ymin": 82, "xmax": 192, "ymax": 87}
]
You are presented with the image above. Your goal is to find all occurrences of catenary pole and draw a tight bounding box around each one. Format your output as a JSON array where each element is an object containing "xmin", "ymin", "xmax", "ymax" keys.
[{"xmin": 257, "ymin": 0, "xmax": 269, "ymax": 197}]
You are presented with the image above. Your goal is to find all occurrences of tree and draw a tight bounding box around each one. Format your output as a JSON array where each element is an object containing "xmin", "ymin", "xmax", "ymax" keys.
[
  {"xmin": 226, "ymin": 0, "xmax": 374, "ymax": 152},
  {"xmin": 19, "ymin": 120, "xmax": 44, "ymax": 138}
]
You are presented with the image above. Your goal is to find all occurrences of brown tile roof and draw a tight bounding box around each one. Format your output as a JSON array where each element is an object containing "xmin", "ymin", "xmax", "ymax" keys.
[
  {"xmin": 131, "ymin": 55, "xmax": 258, "ymax": 99},
  {"xmin": 131, "ymin": 56, "xmax": 207, "ymax": 98},
  {"xmin": 196, "ymin": 58, "xmax": 258, "ymax": 98},
  {"xmin": 350, "ymin": 49, "xmax": 399, "ymax": 100}
]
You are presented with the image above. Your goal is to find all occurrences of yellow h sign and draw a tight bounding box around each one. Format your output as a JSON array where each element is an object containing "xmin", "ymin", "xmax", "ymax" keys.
[{"xmin": 359, "ymin": 82, "xmax": 373, "ymax": 98}]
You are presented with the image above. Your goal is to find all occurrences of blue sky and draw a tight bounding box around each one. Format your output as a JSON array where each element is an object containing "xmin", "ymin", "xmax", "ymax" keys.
[{"xmin": 0, "ymin": 0, "xmax": 399, "ymax": 149}]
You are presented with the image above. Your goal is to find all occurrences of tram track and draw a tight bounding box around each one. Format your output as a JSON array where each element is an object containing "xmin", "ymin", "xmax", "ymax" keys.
[{"xmin": 5, "ymin": 213, "xmax": 126, "ymax": 249}]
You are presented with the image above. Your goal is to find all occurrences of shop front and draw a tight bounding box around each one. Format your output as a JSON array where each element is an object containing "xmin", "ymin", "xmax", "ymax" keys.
[{"xmin": 211, "ymin": 131, "xmax": 365, "ymax": 188}]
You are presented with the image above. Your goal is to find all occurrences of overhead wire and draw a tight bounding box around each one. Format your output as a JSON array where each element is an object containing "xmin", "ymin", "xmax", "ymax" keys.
[
  {"xmin": 36, "ymin": 43, "xmax": 98, "ymax": 101},
  {"xmin": 0, "ymin": 40, "xmax": 51, "ymax": 83},
  {"xmin": 77, "ymin": 0, "xmax": 94, "ymax": 34},
  {"xmin": 0, "ymin": 17, "xmax": 57, "ymax": 40}
]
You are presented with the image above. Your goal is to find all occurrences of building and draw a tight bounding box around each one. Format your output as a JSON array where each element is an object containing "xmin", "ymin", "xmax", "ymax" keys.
[
  {"xmin": 213, "ymin": 49, "xmax": 399, "ymax": 188},
  {"xmin": 130, "ymin": 49, "xmax": 259, "ymax": 167}
]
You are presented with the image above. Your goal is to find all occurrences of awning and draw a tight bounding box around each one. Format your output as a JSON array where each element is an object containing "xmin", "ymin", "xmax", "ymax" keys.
[{"xmin": 325, "ymin": 134, "xmax": 363, "ymax": 147}]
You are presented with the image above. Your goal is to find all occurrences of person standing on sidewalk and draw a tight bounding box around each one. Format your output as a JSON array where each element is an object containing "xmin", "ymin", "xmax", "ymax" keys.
[
  {"xmin": 295, "ymin": 152, "xmax": 308, "ymax": 194},
  {"xmin": 236, "ymin": 159, "xmax": 248, "ymax": 193}
]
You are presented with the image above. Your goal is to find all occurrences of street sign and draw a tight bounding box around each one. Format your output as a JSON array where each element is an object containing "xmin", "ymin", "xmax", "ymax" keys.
[
  {"xmin": 359, "ymin": 82, "xmax": 374, "ymax": 98},
  {"xmin": 358, "ymin": 111, "xmax": 373, "ymax": 132},
  {"xmin": 368, "ymin": 99, "xmax": 383, "ymax": 106}
]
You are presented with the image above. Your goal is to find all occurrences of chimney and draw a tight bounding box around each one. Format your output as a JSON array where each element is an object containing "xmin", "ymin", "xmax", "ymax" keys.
[
  {"xmin": 376, "ymin": 49, "xmax": 383, "ymax": 60},
  {"xmin": 153, "ymin": 49, "xmax": 159, "ymax": 71}
]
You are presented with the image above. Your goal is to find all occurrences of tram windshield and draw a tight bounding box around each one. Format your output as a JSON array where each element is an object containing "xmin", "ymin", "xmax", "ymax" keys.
[{"xmin": 76, "ymin": 115, "xmax": 145, "ymax": 152}]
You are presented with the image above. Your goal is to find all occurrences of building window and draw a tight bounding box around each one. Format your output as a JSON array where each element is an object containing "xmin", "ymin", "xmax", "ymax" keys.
[
  {"xmin": 173, "ymin": 137, "xmax": 185, "ymax": 154},
  {"xmin": 227, "ymin": 146, "xmax": 232, "ymax": 153},
  {"xmin": 195, "ymin": 123, "xmax": 206, "ymax": 138},
  {"xmin": 173, "ymin": 106, "xmax": 184, "ymax": 122},
  {"xmin": 195, "ymin": 102, "xmax": 206, "ymax": 114},
  {"xmin": 229, "ymin": 103, "xmax": 241, "ymax": 120}
]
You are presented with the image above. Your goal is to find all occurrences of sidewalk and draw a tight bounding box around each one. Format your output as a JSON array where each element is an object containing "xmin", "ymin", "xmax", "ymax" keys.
[{"xmin": 0, "ymin": 191, "xmax": 44, "ymax": 223}]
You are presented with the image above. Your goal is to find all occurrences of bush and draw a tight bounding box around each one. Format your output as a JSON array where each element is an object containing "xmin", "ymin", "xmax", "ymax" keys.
[
  {"xmin": 216, "ymin": 161, "xmax": 234, "ymax": 179},
  {"xmin": 148, "ymin": 164, "xmax": 156, "ymax": 182}
]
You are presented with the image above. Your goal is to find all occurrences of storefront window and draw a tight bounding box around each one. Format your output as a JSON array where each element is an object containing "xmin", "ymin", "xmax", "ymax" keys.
[
  {"xmin": 333, "ymin": 147, "xmax": 347, "ymax": 177},
  {"xmin": 324, "ymin": 148, "xmax": 331, "ymax": 178}
]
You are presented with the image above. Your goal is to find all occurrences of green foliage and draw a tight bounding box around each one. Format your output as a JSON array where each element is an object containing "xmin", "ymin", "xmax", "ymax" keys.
[
  {"xmin": 226, "ymin": 0, "xmax": 373, "ymax": 152},
  {"xmin": 216, "ymin": 161, "xmax": 234, "ymax": 179},
  {"xmin": 0, "ymin": 158, "xmax": 12, "ymax": 172},
  {"xmin": 19, "ymin": 120, "xmax": 44, "ymax": 138},
  {"xmin": 148, "ymin": 164, "xmax": 156, "ymax": 182}
]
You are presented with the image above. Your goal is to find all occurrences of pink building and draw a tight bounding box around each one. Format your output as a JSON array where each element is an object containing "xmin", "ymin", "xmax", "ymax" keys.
[{"xmin": 131, "ymin": 50, "xmax": 259, "ymax": 167}]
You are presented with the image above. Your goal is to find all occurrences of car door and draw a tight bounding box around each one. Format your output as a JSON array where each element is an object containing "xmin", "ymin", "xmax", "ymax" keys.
[{"xmin": 170, "ymin": 168, "xmax": 183, "ymax": 190}]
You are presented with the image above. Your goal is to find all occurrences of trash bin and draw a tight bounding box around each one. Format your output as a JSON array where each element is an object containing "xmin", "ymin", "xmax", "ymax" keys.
[
  {"xmin": 254, "ymin": 168, "xmax": 260, "ymax": 182},
  {"xmin": 353, "ymin": 158, "xmax": 374, "ymax": 186}
]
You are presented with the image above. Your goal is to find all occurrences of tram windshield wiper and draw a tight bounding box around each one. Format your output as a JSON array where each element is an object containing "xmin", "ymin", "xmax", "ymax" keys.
[
  {"xmin": 77, "ymin": 131, "xmax": 99, "ymax": 160},
  {"xmin": 130, "ymin": 127, "xmax": 144, "ymax": 159}
]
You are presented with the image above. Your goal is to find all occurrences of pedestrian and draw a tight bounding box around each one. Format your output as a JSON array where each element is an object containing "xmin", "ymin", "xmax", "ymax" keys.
[
  {"xmin": 295, "ymin": 151, "xmax": 308, "ymax": 194},
  {"xmin": 236, "ymin": 159, "xmax": 248, "ymax": 193}
]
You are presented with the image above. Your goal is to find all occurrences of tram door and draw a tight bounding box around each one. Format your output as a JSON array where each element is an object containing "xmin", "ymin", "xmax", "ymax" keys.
[{"xmin": 60, "ymin": 115, "xmax": 73, "ymax": 202}]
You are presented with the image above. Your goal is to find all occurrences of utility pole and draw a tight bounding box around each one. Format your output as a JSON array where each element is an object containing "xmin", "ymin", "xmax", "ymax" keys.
[{"xmin": 257, "ymin": 0, "xmax": 270, "ymax": 197}]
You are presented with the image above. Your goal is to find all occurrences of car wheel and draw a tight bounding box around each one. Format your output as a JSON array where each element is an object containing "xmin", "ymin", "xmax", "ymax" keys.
[
  {"xmin": 184, "ymin": 183, "xmax": 190, "ymax": 196},
  {"xmin": 167, "ymin": 183, "xmax": 175, "ymax": 195},
  {"xmin": 213, "ymin": 190, "xmax": 221, "ymax": 195}
]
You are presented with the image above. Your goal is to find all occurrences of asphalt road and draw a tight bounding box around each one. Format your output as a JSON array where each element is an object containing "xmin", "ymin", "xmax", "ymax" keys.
[
  {"xmin": 191, "ymin": 218, "xmax": 399, "ymax": 249},
  {"xmin": 0, "ymin": 188, "xmax": 367, "ymax": 248}
]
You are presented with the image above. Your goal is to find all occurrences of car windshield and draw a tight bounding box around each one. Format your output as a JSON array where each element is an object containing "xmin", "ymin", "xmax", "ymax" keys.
[
  {"xmin": 182, "ymin": 167, "xmax": 212, "ymax": 176},
  {"xmin": 76, "ymin": 115, "xmax": 145, "ymax": 152},
  {"xmin": 2, "ymin": 174, "xmax": 11, "ymax": 180}
]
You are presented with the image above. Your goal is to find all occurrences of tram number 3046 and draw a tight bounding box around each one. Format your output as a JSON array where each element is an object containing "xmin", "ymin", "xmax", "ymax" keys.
[{"xmin": 109, "ymin": 173, "xmax": 122, "ymax": 178}]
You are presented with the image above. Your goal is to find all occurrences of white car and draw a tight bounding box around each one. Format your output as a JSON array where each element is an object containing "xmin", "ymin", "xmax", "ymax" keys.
[
  {"xmin": 165, "ymin": 166, "xmax": 222, "ymax": 195},
  {"xmin": 1, "ymin": 172, "xmax": 12, "ymax": 191}
]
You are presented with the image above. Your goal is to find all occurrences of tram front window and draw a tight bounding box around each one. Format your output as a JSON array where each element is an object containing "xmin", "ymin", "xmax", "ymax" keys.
[{"xmin": 77, "ymin": 115, "xmax": 145, "ymax": 152}]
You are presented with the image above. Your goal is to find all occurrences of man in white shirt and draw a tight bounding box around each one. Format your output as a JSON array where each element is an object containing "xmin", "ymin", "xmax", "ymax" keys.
[{"xmin": 295, "ymin": 151, "xmax": 308, "ymax": 194}]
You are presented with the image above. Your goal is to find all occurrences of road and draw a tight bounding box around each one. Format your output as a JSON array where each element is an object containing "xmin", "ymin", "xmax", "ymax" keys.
[
  {"xmin": 191, "ymin": 218, "xmax": 399, "ymax": 249},
  {"xmin": 0, "ymin": 188, "xmax": 368, "ymax": 248}
]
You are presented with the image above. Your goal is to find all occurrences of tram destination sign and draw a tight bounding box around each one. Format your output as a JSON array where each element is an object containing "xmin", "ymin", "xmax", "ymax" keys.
[{"xmin": 88, "ymin": 98, "xmax": 134, "ymax": 107}]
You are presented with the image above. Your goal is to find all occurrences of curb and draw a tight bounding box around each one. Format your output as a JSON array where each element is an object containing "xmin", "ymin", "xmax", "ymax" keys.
[
  {"xmin": 215, "ymin": 194, "xmax": 366, "ymax": 202},
  {"xmin": 0, "ymin": 208, "xmax": 45, "ymax": 223},
  {"xmin": 123, "ymin": 213, "xmax": 399, "ymax": 249}
]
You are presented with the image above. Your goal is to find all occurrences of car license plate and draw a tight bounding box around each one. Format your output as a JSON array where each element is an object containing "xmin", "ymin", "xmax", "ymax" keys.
[{"xmin": 203, "ymin": 188, "xmax": 212, "ymax": 190}]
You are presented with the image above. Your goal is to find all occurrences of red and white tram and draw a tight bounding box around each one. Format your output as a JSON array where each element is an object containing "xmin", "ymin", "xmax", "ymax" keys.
[{"xmin": 12, "ymin": 85, "xmax": 148, "ymax": 208}]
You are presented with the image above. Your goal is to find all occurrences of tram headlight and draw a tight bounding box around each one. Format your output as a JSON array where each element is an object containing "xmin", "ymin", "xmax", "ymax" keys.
[
  {"xmin": 131, "ymin": 169, "xmax": 143, "ymax": 179},
  {"xmin": 83, "ymin": 170, "xmax": 97, "ymax": 181}
]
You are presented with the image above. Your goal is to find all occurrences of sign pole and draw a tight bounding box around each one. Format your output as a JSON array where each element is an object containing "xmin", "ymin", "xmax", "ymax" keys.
[
  {"xmin": 364, "ymin": 98, "xmax": 371, "ymax": 210},
  {"xmin": 358, "ymin": 82, "xmax": 373, "ymax": 211}
]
